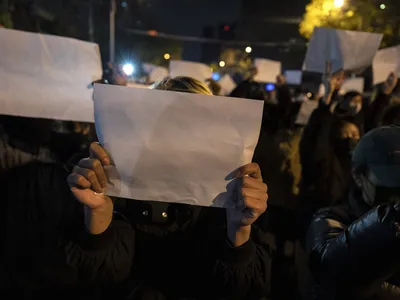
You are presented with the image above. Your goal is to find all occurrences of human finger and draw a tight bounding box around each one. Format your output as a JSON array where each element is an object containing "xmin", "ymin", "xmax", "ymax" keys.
[
  {"xmin": 73, "ymin": 166, "xmax": 103, "ymax": 193},
  {"xmin": 67, "ymin": 173, "xmax": 91, "ymax": 190},
  {"xmin": 242, "ymin": 176, "xmax": 268, "ymax": 192},
  {"xmin": 243, "ymin": 197, "xmax": 268, "ymax": 215},
  {"xmin": 90, "ymin": 142, "xmax": 111, "ymax": 166},
  {"xmin": 242, "ymin": 188, "xmax": 268, "ymax": 202},
  {"xmin": 78, "ymin": 158, "xmax": 107, "ymax": 189},
  {"xmin": 236, "ymin": 163, "xmax": 262, "ymax": 181}
]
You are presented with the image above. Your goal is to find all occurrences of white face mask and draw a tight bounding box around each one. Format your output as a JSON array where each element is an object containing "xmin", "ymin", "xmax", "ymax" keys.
[{"xmin": 348, "ymin": 103, "xmax": 362, "ymax": 116}]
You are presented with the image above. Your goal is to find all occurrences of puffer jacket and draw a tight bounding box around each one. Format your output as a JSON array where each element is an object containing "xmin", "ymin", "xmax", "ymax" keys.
[{"xmin": 307, "ymin": 192, "xmax": 400, "ymax": 300}]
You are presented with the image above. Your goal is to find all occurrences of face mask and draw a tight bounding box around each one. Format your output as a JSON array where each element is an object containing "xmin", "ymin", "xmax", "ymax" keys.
[
  {"xmin": 362, "ymin": 175, "xmax": 400, "ymax": 206},
  {"xmin": 334, "ymin": 138, "xmax": 358, "ymax": 158},
  {"xmin": 348, "ymin": 103, "xmax": 362, "ymax": 116}
]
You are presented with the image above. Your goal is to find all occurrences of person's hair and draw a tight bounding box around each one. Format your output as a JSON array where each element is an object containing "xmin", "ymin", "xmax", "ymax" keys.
[
  {"xmin": 343, "ymin": 90, "xmax": 362, "ymax": 101},
  {"xmin": 151, "ymin": 76, "xmax": 213, "ymax": 95},
  {"xmin": 382, "ymin": 104, "xmax": 400, "ymax": 126}
]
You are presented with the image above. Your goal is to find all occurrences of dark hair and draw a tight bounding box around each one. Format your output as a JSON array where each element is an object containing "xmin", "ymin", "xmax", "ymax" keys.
[
  {"xmin": 382, "ymin": 104, "xmax": 400, "ymax": 126},
  {"xmin": 343, "ymin": 91, "xmax": 362, "ymax": 101}
]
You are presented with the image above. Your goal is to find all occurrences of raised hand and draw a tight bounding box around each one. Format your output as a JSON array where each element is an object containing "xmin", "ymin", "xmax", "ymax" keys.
[{"xmin": 67, "ymin": 142, "xmax": 112, "ymax": 210}]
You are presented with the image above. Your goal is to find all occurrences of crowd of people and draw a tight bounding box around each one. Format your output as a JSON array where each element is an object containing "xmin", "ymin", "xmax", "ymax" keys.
[{"xmin": 1, "ymin": 59, "xmax": 400, "ymax": 300}]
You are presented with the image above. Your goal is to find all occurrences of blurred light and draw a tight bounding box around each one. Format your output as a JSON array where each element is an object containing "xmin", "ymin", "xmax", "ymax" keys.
[
  {"xmin": 210, "ymin": 68, "xmax": 214, "ymax": 72},
  {"xmin": 223, "ymin": 25, "xmax": 230, "ymax": 31},
  {"xmin": 334, "ymin": 0, "xmax": 344, "ymax": 8},
  {"xmin": 164, "ymin": 53, "xmax": 171, "ymax": 60},
  {"xmin": 346, "ymin": 10, "xmax": 354, "ymax": 17},
  {"xmin": 307, "ymin": 92, "xmax": 312, "ymax": 98},
  {"xmin": 219, "ymin": 61, "xmax": 226, "ymax": 67},
  {"xmin": 148, "ymin": 30, "xmax": 158, "ymax": 37},
  {"xmin": 380, "ymin": 4, "xmax": 386, "ymax": 9},
  {"xmin": 123, "ymin": 64, "xmax": 135, "ymax": 76},
  {"xmin": 121, "ymin": 1, "xmax": 128, "ymax": 8},
  {"xmin": 212, "ymin": 73, "xmax": 221, "ymax": 81},
  {"xmin": 266, "ymin": 84, "xmax": 275, "ymax": 91},
  {"xmin": 245, "ymin": 46, "xmax": 252, "ymax": 53}
]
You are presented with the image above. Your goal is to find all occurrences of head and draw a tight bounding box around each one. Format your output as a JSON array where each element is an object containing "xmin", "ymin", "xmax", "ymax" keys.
[
  {"xmin": 352, "ymin": 126, "xmax": 400, "ymax": 207},
  {"xmin": 276, "ymin": 75, "xmax": 286, "ymax": 85},
  {"xmin": 332, "ymin": 120, "xmax": 360, "ymax": 158},
  {"xmin": 338, "ymin": 91, "xmax": 363, "ymax": 116},
  {"xmin": 151, "ymin": 76, "xmax": 213, "ymax": 95}
]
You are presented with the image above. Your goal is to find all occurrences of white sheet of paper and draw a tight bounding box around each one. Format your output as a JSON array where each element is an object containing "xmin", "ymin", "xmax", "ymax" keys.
[
  {"xmin": 372, "ymin": 45, "xmax": 400, "ymax": 85},
  {"xmin": 254, "ymin": 58, "xmax": 281, "ymax": 83},
  {"xmin": 169, "ymin": 60, "xmax": 212, "ymax": 82},
  {"xmin": 0, "ymin": 28, "xmax": 102, "ymax": 122},
  {"xmin": 303, "ymin": 27, "xmax": 383, "ymax": 73},
  {"xmin": 143, "ymin": 63, "xmax": 168, "ymax": 83},
  {"xmin": 219, "ymin": 74, "xmax": 237, "ymax": 95},
  {"xmin": 341, "ymin": 78, "xmax": 365, "ymax": 94},
  {"xmin": 295, "ymin": 99, "xmax": 319, "ymax": 125},
  {"xmin": 94, "ymin": 84, "xmax": 263, "ymax": 207},
  {"xmin": 284, "ymin": 70, "xmax": 302, "ymax": 85}
]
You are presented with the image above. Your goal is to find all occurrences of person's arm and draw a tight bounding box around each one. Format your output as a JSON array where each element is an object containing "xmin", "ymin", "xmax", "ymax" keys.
[
  {"xmin": 365, "ymin": 73, "xmax": 399, "ymax": 132},
  {"xmin": 65, "ymin": 206, "xmax": 135, "ymax": 284},
  {"xmin": 211, "ymin": 223, "xmax": 272, "ymax": 299},
  {"xmin": 307, "ymin": 204, "xmax": 400, "ymax": 299}
]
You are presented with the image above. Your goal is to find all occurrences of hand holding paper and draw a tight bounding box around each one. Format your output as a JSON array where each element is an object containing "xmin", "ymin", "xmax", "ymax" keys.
[{"xmin": 93, "ymin": 84, "xmax": 263, "ymax": 207}]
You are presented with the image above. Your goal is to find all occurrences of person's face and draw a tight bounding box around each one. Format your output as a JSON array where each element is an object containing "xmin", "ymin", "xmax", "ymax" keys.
[
  {"xmin": 276, "ymin": 75, "xmax": 286, "ymax": 85},
  {"xmin": 339, "ymin": 123, "xmax": 360, "ymax": 140},
  {"xmin": 354, "ymin": 168, "xmax": 400, "ymax": 206}
]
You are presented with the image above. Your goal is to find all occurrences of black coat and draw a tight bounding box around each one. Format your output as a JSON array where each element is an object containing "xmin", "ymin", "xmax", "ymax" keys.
[
  {"xmin": 1, "ymin": 162, "xmax": 272, "ymax": 299},
  {"xmin": 307, "ymin": 192, "xmax": 400, "ymax": 300},
  {"xmin": 66, "ymin": 197, "xmax": 272, "ymax": 300}
]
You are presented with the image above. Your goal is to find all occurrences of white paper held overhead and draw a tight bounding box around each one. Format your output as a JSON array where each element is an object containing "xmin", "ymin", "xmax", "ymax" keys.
[
  {"xmin": 169, "ymin": 60, "xmax": 212, "ymax": 82},
  {"xmin": 94, "ymin": 84, "xmax": 263, "ymax": 207},
  {"xmin": 303, "ymin": 27, "xmax": 383, "ymax": 74},
  {"xmin": 253, "ymin": 58, "xmax": 281, "ymax": 83},
  {"xmin": 372, "ymin": 45, "xmax": 400, "ymax": 85},
  {"xmin": 219, "ymin": 74, "xmax": 237, "ymax": 96},
  {"xmin": 284, "ymin": 70, "xmax": 302, "ymax": 85},
  {"xmin": 295, "ymin": 99, "xmax": 319, "ymax": 126},
  {"xmin": 143, "ymin": 63, "xmax": 169, "ymax": 83},
  {"xmin": 0, "ymin": 28, "xmax": 102, "ymax": 122},
  {"xmin": 340, "ymin": 78, "xmax": 365, "ymax": 94}
]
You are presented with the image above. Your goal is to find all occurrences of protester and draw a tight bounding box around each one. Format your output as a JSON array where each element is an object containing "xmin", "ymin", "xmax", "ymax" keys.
[
  {"xmin": 66, "ymin": 77, "xmax": 272, "ymax": 300},
  {"xmin": 382, "ymin": 104, "xmax": 400, "ymax": 126},
  {"xmin": 307, "ymin": 125, "xmax": 400, "ymax": 300}
]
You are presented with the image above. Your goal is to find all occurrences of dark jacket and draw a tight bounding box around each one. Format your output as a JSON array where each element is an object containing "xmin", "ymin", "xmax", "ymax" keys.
[
  {"xmin": 66, "ymin": 198, "xmax": 272, "ymax": 300},
  {"xmin": 307, "ymin": 192, "xmax": 400, "ymax": 300},
  {"xmin": 298, "ymin": 101, "xmax": 352, "ymax": 238},
  {"xmin": 0, "ymin": 162, "xmax": 271, "ymax": 299}
]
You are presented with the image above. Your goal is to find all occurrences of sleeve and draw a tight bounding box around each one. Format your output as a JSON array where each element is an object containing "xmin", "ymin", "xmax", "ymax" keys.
[
  {"xmin": 65, "ymin": 215, "xmax": 136, "ymax": 285},
  {"xmin": 307, "ymin": 204, "xmax": 400, "ymax": 299},
  {"xmin": 208, "ymin": 224, "xmax": 272, "ymax": 300},
  {"xmin": 364, "ymin": 92, "xmax": 391, "ymax": 133}
]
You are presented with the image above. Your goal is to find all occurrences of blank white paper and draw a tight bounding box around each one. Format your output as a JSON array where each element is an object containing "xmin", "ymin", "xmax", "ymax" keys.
[
  {"xmin": 169, "ymin": 60, "xmax": 212, "ymax": 82},
  {"xmin": 253, "ymin": 58, "xmax": 282, "ymax": 83},
  {"xmin": 0, "ymin": 28, "xmax": 102, "ymax": 122},
  {"xmin": 372, "ymin": 46, "xmax": 400, "ymax": 85},
  {"xmin": 219, "ymin": 74, "xmax": 237, "ymax": 95},
  {"xmin": 303, "ymin": 27, "xmax": 382, "ymax": 74},
  {"xmin": 341, "ymin": 78, "xmax": 365, "ymax": 94},
  {"xmin": 94, "ymin": 84, "xmax": 263, "ymax": 207}
]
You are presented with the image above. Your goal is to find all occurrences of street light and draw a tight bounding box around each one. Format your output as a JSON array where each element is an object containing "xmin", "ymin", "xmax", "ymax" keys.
[
  {"xmin": 219, "ymin": 61, "xmax": 226, "ymax": 67},
  {"xmin": 334, "ymin": 0, "xmax": 344, "ymax": 8},
  {"xmin": 380, "ymin": 4, "xmax": 386, "ymax": 9},
  {"xmin": 164, "ymin": 53, "xmax": 171, "ymax": 60},
  {"xmin": 245, "ymin": 46, "xmax": 252, "ymax": 53}
]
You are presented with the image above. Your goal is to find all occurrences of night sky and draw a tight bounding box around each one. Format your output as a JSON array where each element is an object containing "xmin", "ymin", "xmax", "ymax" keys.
[{"xmin": 150, "ymin": 0, "xmax": 308, "ymax": 37}]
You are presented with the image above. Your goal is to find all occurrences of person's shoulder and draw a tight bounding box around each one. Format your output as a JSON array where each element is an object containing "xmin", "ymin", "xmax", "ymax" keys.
[{"xmin": 313, "ymin": 203, "xmax": 354, "ymax": 224}]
